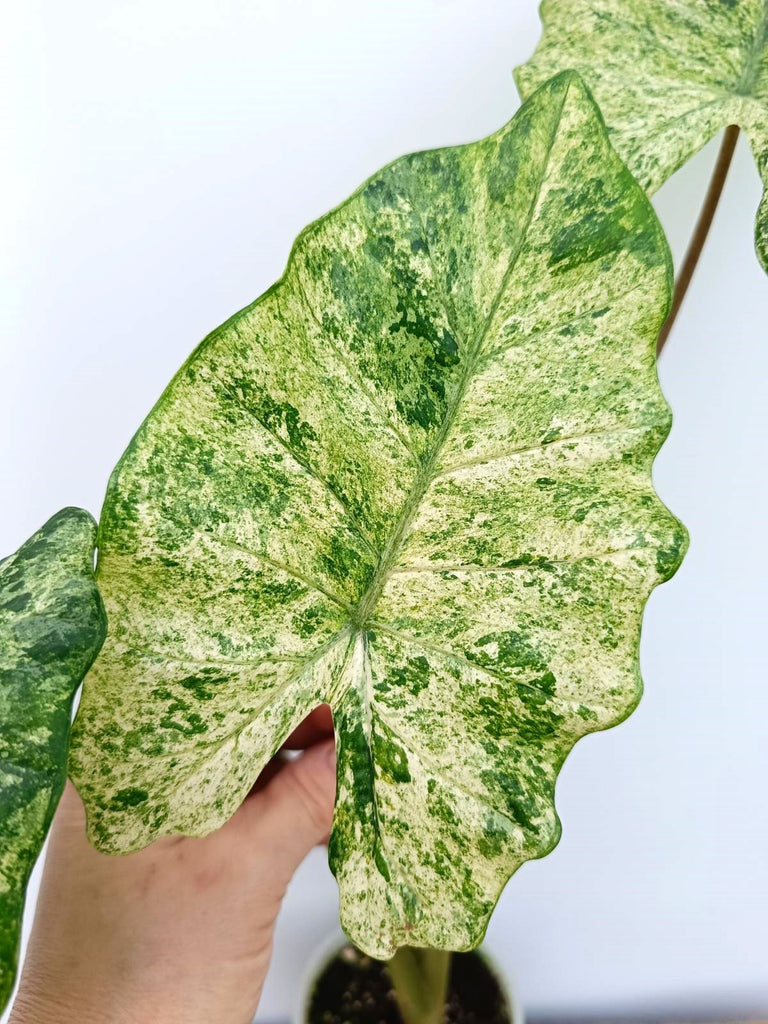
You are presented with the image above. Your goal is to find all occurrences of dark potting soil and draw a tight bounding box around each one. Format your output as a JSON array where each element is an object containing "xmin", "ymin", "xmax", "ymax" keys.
[{"xmin": 307, "ymin": 944, "xmax": 511, "ymax": 1024}]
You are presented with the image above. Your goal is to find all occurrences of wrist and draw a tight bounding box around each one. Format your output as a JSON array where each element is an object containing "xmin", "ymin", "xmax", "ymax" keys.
[
  {"xmin": 8, "ymin": 975, "xmax": 170, "ymax": 1024},
  {"xmin": 9, "ymin": 964, "xmax": 261, "ymax": 1024}
]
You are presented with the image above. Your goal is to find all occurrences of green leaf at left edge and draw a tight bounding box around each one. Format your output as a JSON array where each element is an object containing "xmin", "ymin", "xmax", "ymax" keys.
[
  {"xmin": 0, "ymin": 508, "xmax": 106, "ymax": 1011},
  {"xmin": 69, "ymin": 72, "xmax": 687, "ymax": 958},
  {"xmin": 516, "ymin": 0, "xmax": 768, "ymax": 271}
]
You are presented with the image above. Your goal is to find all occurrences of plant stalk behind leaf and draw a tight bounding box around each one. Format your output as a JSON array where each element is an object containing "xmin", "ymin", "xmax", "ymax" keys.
[
  {"xmin": 386, "ymin": 947, "xmax": 451, "ymax": 1024},
  {"xmin": 657, "ymin": 125, "xmax": 739, "ymax": 354}
]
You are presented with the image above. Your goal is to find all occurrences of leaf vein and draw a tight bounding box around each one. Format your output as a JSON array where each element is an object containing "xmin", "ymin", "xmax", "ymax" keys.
[
  {"xmin": 141, "ymin": 632, "xmax": 346, "ymax": 771},
  {"xmin": 372, "ymin": 705, "xmax": 521, "ymax": 835},
  {"xmin": 115, "ymin": 641, "xmax": 321, "ymax": 670},
  {"xmin": 433, "ymin": 430, "xmax": 615, "ymax": 479},
  {"xmin": 389, "ymin": 548, "xmax": 635, "ymax": 575},
  {"xmin": 483, "ymin": 278, "xmax": 653, "ymax": 362},
  {"xmin": 193, "ymin": 530, "xmax": 355, "ymax": 614},
  {"xmin": 210, "ymin": 338, "xmax": 379, "ymax": 557},
  {"xmin": 368, "ymin": 620, "xmax": 563, "ymax": 701},
  {"xmin": 290, "ymin": 267, "xmax": 422, "ymax": 464}
]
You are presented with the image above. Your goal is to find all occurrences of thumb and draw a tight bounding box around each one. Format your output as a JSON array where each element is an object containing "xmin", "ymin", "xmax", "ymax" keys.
[{"xmin": 249, "ymin": 739, "xmax": 337, "ymax": 883}]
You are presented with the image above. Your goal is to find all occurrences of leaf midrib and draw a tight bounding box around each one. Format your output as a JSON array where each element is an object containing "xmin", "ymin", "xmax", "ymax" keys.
[{"xmin": 351, "ymin": 84, "xmax": 569, "ymax": 632}]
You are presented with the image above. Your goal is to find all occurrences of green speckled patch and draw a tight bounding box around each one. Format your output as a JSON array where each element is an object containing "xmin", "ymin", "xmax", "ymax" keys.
[
  {"xmin": 69, "ymin": 72, "xmax": 686, "ymax": 957},
  {"xmin": 0, "ymin": 508, "xmax": 106, "ymax": 1011},
  {"xmin": 516, "ymin": 0, "xmax": 768, "ymax": 271}
]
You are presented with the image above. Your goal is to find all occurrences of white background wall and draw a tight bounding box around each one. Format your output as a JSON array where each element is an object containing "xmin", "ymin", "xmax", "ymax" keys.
[{"xmin": 2, "ymin": 1, "xmax": 766, "ymax": 1019}]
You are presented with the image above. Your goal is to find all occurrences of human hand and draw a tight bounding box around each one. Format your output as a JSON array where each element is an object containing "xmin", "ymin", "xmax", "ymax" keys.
[{"xmin": 9, "ymin": 707, "xmax": 337, "ymax": 1024}]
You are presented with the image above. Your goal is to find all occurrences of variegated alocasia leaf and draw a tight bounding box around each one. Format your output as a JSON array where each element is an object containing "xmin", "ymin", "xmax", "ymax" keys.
[
  {"xmin": 69, "ymin": 71, "xmax": 687, "ymax": 957},
  {"xmin": 516, "ymin": 0, "xmax": 768, "ymax": 271},
  {"xmin": 0, "ymin": 508, "xmax": 106, "ymax": 1010}
]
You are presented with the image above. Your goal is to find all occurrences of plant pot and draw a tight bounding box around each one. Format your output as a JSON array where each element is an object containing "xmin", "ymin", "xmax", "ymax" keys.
[{"xmin": 295, "ymin": 930, "xmax": 523, "ymax": 1024}]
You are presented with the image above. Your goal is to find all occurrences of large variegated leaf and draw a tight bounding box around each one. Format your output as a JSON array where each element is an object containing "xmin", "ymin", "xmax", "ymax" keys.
[
  {"xmin": 69, "ymin": 71, "xmax": 687, "ymax": 957},
  {"xmin": 0, "ymin": 508, "xmax": 106, "ymax": 1010},
  {"xmin": 516, "ymin": 0, "xmax": 768, "ymax": 271}
]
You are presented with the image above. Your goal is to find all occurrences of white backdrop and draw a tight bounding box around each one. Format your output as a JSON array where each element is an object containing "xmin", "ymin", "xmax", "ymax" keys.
[{"xmin": 2, "ymin": 1, "xmax": 767, "ymax": 1018}]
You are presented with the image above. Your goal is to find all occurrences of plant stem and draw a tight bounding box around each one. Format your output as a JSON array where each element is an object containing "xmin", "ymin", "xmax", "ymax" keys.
[
  {"xmin": 657, "ymin": 124, "xmax": 739, "ymax": 355},
  {"xmin": 386, "ymin": 947, "xmax": 451, "ymax": 1024}
]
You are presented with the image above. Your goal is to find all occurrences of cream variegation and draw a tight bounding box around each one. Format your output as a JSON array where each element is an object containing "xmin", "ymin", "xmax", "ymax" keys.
[
  {"xmin": 69, "ymin": 72, "xmax": 686, "ymax": 957},
  {"xmin": 0, "ymin": 509, "xmax": 106, "ymax": 1011},
  {"xmin": 516, "ymin": 0, "xmax": 768, "ymax": 271}
]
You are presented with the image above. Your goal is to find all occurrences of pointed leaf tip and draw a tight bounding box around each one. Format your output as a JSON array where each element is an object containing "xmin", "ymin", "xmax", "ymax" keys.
[{"xmin": 516, "ymin": 0, "xmax": 768, "ymax": 276}]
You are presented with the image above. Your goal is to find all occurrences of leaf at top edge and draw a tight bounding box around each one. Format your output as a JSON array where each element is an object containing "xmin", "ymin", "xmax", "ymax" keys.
[
  {"xmin": 0, "ymin": 508, "xmax": 106, "ymax": 1011},
  {"xmin": 69, "ymin": 71, "xmax": 687, "ymax": 958},
  {"xmin": 515, "ymin": 0, "xmax": 768, "ymax": 272}
]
